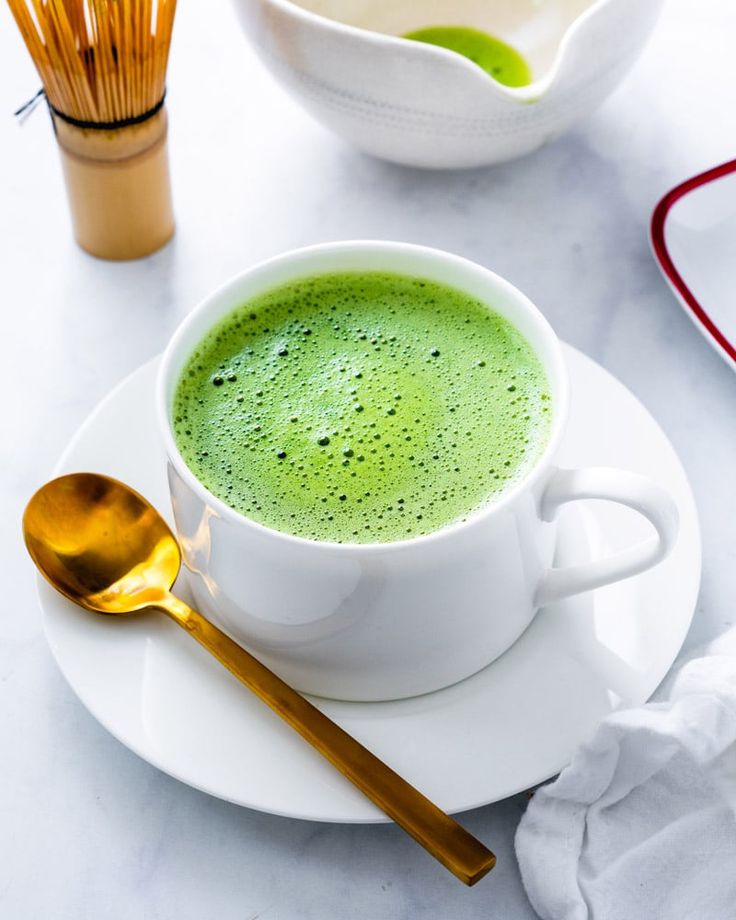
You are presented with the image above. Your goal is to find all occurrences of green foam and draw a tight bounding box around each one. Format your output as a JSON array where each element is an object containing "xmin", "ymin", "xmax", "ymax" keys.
[
  {"xmin": 173, "ymin": 271, "xmax": 551, "ymax": 544},
  {"xmin": 403, "ymin": 26, "xmax": 532, "ymax": 87}
]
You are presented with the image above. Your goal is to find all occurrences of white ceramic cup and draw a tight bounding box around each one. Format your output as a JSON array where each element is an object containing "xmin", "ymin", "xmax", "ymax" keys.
[{"xmin": 157, "ymin": 242, "xmax": 679, "ymax": 701}]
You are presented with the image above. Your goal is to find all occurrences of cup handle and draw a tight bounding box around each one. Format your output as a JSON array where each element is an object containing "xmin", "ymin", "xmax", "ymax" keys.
[{"xmin": 534, "ymin": 467, "xmax": 679, "ymax": 608}]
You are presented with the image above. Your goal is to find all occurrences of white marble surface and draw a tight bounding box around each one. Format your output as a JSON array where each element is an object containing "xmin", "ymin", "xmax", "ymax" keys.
[{"xmin": 2, "ymin": 1, "xmax": 735, "ymax": 917}]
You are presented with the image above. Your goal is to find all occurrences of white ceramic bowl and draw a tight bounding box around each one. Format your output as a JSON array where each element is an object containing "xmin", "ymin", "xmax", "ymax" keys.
[{"xmin": 232, "ymin": 0, "xmax": 664, "ymax": 169}]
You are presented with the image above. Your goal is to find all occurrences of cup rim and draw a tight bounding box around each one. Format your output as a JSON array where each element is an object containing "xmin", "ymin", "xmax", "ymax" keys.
[{"xmin": 157, "ymin": 241, "xmax": 569, "ymax": 553}]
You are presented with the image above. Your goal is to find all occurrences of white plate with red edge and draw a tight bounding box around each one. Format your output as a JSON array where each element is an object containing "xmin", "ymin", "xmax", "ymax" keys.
[
  {"xmin": 651, "ymin": 158, "xmax": 736, "ymax": 371},
  {"xmin": 36, "ymin": 347, "xmax": 700, "ymax": 822}
]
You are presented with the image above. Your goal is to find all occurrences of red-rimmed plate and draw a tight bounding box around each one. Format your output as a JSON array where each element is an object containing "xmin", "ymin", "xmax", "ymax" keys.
[{"xmin": 651, "ymin": 159, "xmax": 736, "ymax": 371}]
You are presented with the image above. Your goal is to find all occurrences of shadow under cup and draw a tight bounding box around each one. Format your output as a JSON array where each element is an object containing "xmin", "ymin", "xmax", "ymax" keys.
[{"xmin": 157, "ymin": 241, "xmax": 570, "ymax": 701}]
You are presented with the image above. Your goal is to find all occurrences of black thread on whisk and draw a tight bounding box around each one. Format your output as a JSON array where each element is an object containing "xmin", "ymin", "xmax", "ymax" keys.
[
  {"xmin": 50, "ymin": 92, "xmax": 166, "ymax": 130},
  {"xmin": 13, "ymin": 88, "xmax": 45, "ymax": 122},
  {"xmin": 13, "ymin": 88, "xmax": 166, "ymax": 130}
]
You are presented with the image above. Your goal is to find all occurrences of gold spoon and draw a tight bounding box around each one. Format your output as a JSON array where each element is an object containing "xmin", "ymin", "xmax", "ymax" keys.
[{"xmin": 23, "ymin": 472, "xmax": 495, "ymax": 886}]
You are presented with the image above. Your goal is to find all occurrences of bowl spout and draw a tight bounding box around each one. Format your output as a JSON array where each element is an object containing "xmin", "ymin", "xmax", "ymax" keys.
[{"xmin": 288, "ymin": 0, "xmax": 597, "ymax": 88}]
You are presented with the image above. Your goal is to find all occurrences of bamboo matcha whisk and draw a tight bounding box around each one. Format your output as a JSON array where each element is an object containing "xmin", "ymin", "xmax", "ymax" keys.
[{"xmin": 8, "ymin": 0, "xmax": 178, "ymax": 260}]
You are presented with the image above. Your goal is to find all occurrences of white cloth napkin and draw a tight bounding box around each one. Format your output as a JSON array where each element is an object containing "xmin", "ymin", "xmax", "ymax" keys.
[{"xmin": 515, "ymin": 629, "xmax": 736, "ymax": 920}]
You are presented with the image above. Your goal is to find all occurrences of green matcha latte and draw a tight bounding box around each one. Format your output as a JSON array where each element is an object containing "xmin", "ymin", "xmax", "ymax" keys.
[{"xmin": 173, "ymin": 272, "xmax": 552, "ymax": 543}]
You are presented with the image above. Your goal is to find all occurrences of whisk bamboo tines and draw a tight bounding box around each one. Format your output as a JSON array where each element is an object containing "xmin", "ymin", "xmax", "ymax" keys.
[{"xmin": 8, "ymin": 0, "xmax": 178, "ymax": 261}]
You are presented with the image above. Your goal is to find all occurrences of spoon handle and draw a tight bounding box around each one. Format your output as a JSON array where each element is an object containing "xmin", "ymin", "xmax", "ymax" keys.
[{"xmin": 161, "ymin": 594, "xmax": 495, "ymax": 886}]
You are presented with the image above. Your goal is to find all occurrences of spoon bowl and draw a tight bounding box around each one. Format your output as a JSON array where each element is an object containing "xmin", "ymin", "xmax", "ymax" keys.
[
  {"xmin": 23, "ymin": 472, "xmax": 495, "ymax": 885},
  {"xmin": 24, "ymin": 473, "xmax": 180, "ymax": 613}
]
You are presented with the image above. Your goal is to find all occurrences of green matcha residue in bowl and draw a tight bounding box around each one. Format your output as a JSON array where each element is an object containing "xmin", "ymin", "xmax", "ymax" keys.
[{"xmin": 402, "ymin": 26, "xmax": 532, "ymax": 87}]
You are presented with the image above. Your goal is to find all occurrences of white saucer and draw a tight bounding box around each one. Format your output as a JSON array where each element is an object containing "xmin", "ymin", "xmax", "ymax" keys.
[{"xmin": 39, "ymin": 345, "xmax": 700, "ymax": 823}]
